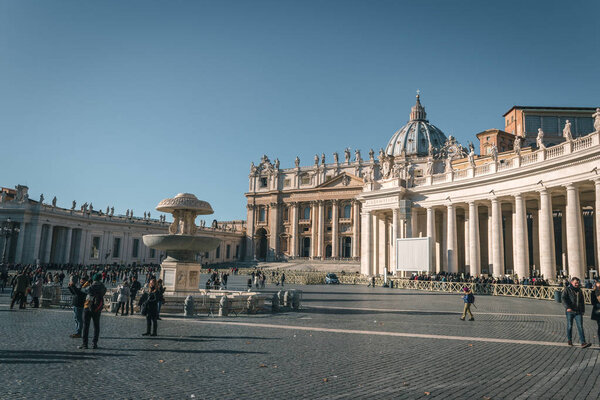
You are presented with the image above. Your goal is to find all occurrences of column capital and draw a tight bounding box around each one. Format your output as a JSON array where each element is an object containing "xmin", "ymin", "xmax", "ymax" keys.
[{"xmin": 330, "ymin": 199, "xmax": 339, "ymax": 206}]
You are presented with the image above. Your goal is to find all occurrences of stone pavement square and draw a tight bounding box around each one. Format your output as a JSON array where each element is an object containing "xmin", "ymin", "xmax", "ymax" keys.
[{"xmin": 1, "ymin": 279, "xmax": 600, "ymax": 399}]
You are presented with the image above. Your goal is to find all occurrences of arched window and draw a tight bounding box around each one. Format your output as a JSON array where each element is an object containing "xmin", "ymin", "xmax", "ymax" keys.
[
  {"xmin": 303, "ymin": 206, "xmax": 311, "ymax": 220},
  {"xmin": 343, "ymin": 204, "xmax": 352, "ymax": 219}
]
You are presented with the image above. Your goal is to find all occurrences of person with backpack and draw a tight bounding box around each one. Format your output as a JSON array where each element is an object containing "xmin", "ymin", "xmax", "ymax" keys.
[
  {"xmin": 460, "ymin": 287, "xmax": 475, "ymax": 321},
  {"xmin": 79, "ymin": 273, "xmax": 107, "ymax": 350},
  {"xmin": 562, "ymin": 277, "xmax": 591, "ymax": 348}
]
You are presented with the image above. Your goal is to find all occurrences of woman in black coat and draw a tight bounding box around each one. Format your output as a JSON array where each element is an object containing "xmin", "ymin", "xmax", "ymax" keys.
[
  {"xmin": 142, "ymin": 278, "xmax": 160, "ymax": 337},
  {"xmin": 591, "ymin": 281, "xmax": 600, "ymax": 343}
]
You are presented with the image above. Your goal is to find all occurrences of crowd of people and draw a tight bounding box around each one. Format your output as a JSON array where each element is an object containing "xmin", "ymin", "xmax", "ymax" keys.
[{"xmin": 408, "ymin": 272, "xmax": 552, "ymax": 286}]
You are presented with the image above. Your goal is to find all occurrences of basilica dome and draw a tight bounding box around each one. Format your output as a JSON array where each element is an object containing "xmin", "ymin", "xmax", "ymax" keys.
[{"xmin": 384, "ymin": 95, "xmax": 447, "ymax": 157}]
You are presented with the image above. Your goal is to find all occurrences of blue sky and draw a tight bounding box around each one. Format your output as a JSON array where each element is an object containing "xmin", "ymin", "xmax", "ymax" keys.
[{"xmin": 1, "ymin": 0, "xmax": 598, "ymax": 221}]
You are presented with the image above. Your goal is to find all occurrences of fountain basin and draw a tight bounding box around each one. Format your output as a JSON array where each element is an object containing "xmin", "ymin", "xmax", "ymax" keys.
[{"xmin": 143, "ymin": 234, "xmax": 220, "ymax": 252}]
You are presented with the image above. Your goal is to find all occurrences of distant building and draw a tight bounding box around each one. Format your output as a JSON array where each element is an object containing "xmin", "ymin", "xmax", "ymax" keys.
[{"xmin": 503, "ymin": 106, "xmax": 595, "ymax": 147}]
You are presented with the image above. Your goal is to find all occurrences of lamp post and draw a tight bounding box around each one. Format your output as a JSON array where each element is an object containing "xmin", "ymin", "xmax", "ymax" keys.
[{"xmin": 1, "ymin": 218, "xmax": 20, "ymax": 264}]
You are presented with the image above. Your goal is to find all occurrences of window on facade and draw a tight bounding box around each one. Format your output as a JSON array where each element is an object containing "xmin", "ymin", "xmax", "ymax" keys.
[
  {"xmin": 284, "ymin": 179, "xmax": 291, "ymax": 188},
  {"xmin": 235, "ymin": 245, "xmax": 239, "ymax": 258},
  {"xmin": 150, "ymin": 248, "xmax": 156, "ymax": 258},
  {"xmin": 303, "ymin": 206, "xmax": 311, "ymax": 220},
  {"xmin": 204, "ymin": 252, "xmax": 209, "ymax": 258},
  {"xmin": 260, "ymin": 177, "xmax": 268, "ymax": 187},
  {"xmin": 525, "ymin": 115, "xmax": 541, "ymax": 134},
  {"xmin": 327, "ymin": 207, "xmax": 332, "ymax": 221},
  {"xmin": 91, "ymin": 237, "xmax": 100, "ymax": 259},
  {"xmin": 226, "ymin": 244, "xmax": 231, "ymax": 259},
  {"xmin": 113, "ymin": 238, "xmax": 121, "ymax": 258},
  {"xmin": 577, "ymin": 117, "xmax": 593, "ymax": 135},
  {"xmin": 132, "ymin": 239, "xmax": 139, "ymax": 258},
  {"xmin": 343, "ymin": 204, "xmax": 352, "ymax": 219},
  {"xmin": 216, "ymin": 246, "xmax": 221, "ymax": 259},
  {"xmin": 541, "ymin": 116, "xmax": 558, "ymax": 134},
  {"xmin": 301, "ymin": 175, "xmax": 310, "ymax": 185},
  {"xmin": 282, "ymin": 207, "xmax": 289, "ymax": 222},
  {"xmin": 259, "ymin": 207, "xmax": 266, "ymax": 222}
]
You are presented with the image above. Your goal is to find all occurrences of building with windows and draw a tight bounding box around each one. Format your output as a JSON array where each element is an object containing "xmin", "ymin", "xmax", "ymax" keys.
[
  {"xmin": 247, "ymin": 96, "xmax": 600, "ymax": 280},
  {"xmin": 0, "ymin": 186, "xmax": 246, "ymax": 266}
]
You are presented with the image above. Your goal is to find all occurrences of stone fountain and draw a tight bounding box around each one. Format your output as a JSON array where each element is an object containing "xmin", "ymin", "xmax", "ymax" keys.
[
  {"xmin": 143, "ymin": 193, "xmax": 220, "ymax": 295},
  {"xmin": 143, "ymin": 192, "xmax": 269, "ymax": 315}
]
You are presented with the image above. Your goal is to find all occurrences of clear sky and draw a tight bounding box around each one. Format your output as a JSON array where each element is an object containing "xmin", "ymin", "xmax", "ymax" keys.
[{"xmin": 1, "ymin": 0, "xmax": 598, "ymax": 222}]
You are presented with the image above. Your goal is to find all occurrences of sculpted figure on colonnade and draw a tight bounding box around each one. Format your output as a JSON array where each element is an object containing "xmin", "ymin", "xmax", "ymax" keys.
[
  {"xmin": 594, "ymin": 108, "xmax": 600, "ymax": 132},
  {"xmin": 321, "ymin": 153, "xmax": 325, "ymax": 165},
  {"xmin": 294, "ymin": 156, "xmax": 300, "ymax": 168},
  {"xmin": 71, "ymin": 200, "xmax": 76, "ymax": 210},
  {"xmin": 563, "ymin": 120, "xmax": 573, "ymax": 141},
  {"xmin": 52, "ymin": 197, "xmax": 57, "ymax": 207},
  {"xmin": 314, "ymin": 154, "xmax": 319, "ymax": 166},
  {"xmin": 39, "ymin": 194, "xmax": 44, "ymax": 204},
  {"xmin": 537, "ymin": 128, "xmax": 545, "ymax": 149},
  {"xmin": 344, "ymin": 148, "xmax": 351, "ymax": 164},
  {"xmin": 426, "ymin": 159, "xmax": 433, "ymax": 175},
  {"xmin": 369, "ymin": 148, "xmax": 374, "ymax": 161},
  {"xmin": 333, "ymin": 152, "xmax": 339, "ymax": 164},
  {"xmin": 468, "ymin": 149, "xmax": 475, "ymax": 167},
  {"xmin": 513, "ymin": 136, "xmax": 521, "ymax": 155},
  {"xmin": 490, "ymin": 145, "xmax": 498, "ymax": 163},
  {"xmin": 355, "ymin": 149, "xmax": 361, "ymax": 163}
]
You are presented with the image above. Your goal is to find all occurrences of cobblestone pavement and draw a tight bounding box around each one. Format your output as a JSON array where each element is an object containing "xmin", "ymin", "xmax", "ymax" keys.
[{"xmin": 1, "ymin": 277, "xmax": 600, "ymax": 399}]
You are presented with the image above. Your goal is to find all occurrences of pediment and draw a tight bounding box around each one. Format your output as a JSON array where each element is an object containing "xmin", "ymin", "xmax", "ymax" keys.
[{"xmin": 316, "ymin": 173, "xmax": 364, "ymax": 189}]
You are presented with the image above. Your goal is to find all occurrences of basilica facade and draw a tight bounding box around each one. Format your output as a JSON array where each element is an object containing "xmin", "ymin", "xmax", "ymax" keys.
[{"xmin": 246, "ymin": 96, "xmax": 600, "ymax": 280}]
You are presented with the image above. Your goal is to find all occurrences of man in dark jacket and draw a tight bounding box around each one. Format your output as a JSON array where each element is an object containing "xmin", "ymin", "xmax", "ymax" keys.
[
  {"xmin": 68, "ymin": 277, "xmax": 87, "ymax": 338},
  {"xmin": 79, "ymin": 274, "xmax": 107, "ymax": 350},
  {"xmin": 129, "ymin": 275, "xmax": 142, "ymax": 315},
  {"xmin": 10, "ymin": 269, "xmax": 30, "ymax": 309},
  {"xmin": 562, "ymin": 277, "xmax": 591, "ymax": 348}
]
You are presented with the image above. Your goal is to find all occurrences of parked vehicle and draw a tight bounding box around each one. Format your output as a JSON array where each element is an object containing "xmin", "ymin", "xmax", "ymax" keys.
[{"xmin": 325, "ymin": 273, "xmax": 339, "ymax": 284}]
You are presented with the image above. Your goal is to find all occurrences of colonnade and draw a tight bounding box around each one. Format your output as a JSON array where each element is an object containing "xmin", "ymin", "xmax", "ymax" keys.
[{"xmin": 362, "ymin": 180, "xmax": 600, "ymax": 280}]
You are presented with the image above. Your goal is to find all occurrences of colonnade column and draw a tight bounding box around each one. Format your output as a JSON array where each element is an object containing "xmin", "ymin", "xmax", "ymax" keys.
[
  {"xmin": 331, "ymin": 200, "xmax": 339, "ymax": 258},
  {"xmin": 352, "ymin": 200, "xmax": 360, "ymax": 258},
  {"xmin": 468, "ymin": 201, "xmax": 480, "ymax": 276},
  {"xmin": 565, "ymin": 184, "xmax": 585, "ymax": 278},
  {"xmin": 595, "ymin": 180, "xmax": 600, "ymax": 271},
  {"xmin": 513, "ymin": 194, "xmax": 529, "ymax": 279},
  {"xmin": 426, "ymin": 207, "xmax": 435, "ymax": 272},
  {"xmin": 360, "ymin": 211, "xmax": 373, "ymax": 275},
  {"xmin": 317, "ymin": 200, "xmax": 324, "ymax": 259},
  {"xmin": 64, "ymin": 227, "xmax": 73, "ymax": 264},
  {"xmin": 14, "ymin": 222, "xmax": 26, "ymax": 264},
  {"xmin": 446, "ymin": 203, "xmax": 458, "ymax": 273},
  {"xmin": 43, "ymin": 225, "xmax": 54, "ymax": 263},
  {"xmin": 538, "ymin": 188, "xmax": 556, "ymax": 279},
  {"xmin": 491, "ymin": 198, "xmax": 504, "ymax": 277},
  {"xmin": 291, "ymin": 202, "xmax": 298, "ymax": 257},
  {"xmin": 391, "ymin": 208, "xmax": 399, "ymax": 272}
]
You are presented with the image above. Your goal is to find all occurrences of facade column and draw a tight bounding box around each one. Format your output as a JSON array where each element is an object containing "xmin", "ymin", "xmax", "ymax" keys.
[
  {"xmin": 269, "ymin": 202, "xmax": 280, "ymax": 260},
  {"xmin": 411, "ymin": 208, "xmax": 419, "ymax": 238},
  {"xmin": 560, "ymin": 207, "xmax": 567, "ymax": 272},
  {"xmin": 565, "ymin": 184, "xmax": 585, "ymax": 279},
  {"xmin": 595, "ymin": 180, "xmax": 600, "ymax": 272},
  {"xmin": 491, "ymin": 198, "xmax": 504, "ymax": 277},
  {"xmin": 64, "ymin": 227, "xmax": 73, "ymax": 264},
  {"xmin": 310, "ymin": 201, "xmax": 318, "ymax": 258},
  {"xmin": 426, "ymin": 207, "xmax": 436, "ymax": 272},
  {"xmin": 531, "ymin": 212, "xmax": 540, "ymax": 272},
  {"xmin": 360, "ymin": 211, "xmax": 372, "ymax": 275},
  {"xmin": 468, "ymin": 202, "xmax": 480, "ymax": 276},
  {"xmin": 291, "ymin": 202, "xmax": 299, "ymax": 257},
  {"xmin": 246, "ymin": 204, "xmax": 256, "ymax": 260},
  {"xmin": 538, "ymin": 188, "xmax": 557, "ymax": 279},
  {"xmin": 391, "ymin": 208, "xmax": 399, "ymax": 272},
  {"xmin": 331, "ymin": 200, "xmax": 339, "ymax": 258},
  {"xmin": 446, "ymin": 203, "xmax": 458, "ymax": 273},
  {"xmin": 317, "ymin": 200, "xmax": 324, "ymax": 259},
  {"xmin": 352, "ymin": 200, "xmax": 360, "ymax": 259},
  {"xmin": 441, "ymin": 209, "xmax": 447, "ymax": 271},
  {"xmin": 513, "ymin": 194, "xmax": 529, "ymax": 279},
  {"xmin": 372, "ymin": 213, "xmax": 379, "ymax": 274}
]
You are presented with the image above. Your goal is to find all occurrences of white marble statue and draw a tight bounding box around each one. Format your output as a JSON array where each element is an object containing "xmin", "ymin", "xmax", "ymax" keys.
[
  {"xmin": 333, "ymin": 152, "xmax": 339, "ymax": 164},
  {"xmin": 274, "ymin": 158, "xmax": 280, "ymax": 170},
  {"xmin": 369, "ymin": 148, "xmax": 374, "ymax": 162},
  {"xmin": 490, "ymin": 145, "xmax": 498, "ymax": 162},
  {"xmin": 594, "ymin": 108, "xmax": 600, "ymax": 132},
  {"xmin": 71, "ymin": 200, "xmax": 76, "ymax": 210},
  {"xmin": 0, "ymin": 192, "xmax": 6, "ymax": 203},
  {"xmin": 355, "ymin": 149, "xmax": 361, "ymax": 163},
  {"xmin": 295, "ymin": 156, "xmax": 300, "ymax": 168},
  {"xmin": 314, "ymin": 154, "xmax": 319, "ymax": 166},
  {"xmin": 445, "ymin": 156, "xmax": 453, "ymax": 173},
  {"xmin": 563, "ymin": 120, "xmax": 573, "ymax": 141},
  {"xmin": 513, "ymin": 136, "xmax": 521, "ymax": 155},
  {"xmin": 426, "ymin": 159, "xmax": 433, "ymax": 175},
  {"xmin": 321, "ymin": 153, "xmax": 326, "ymax": 165},
  {"xmin": 468, "ymin": 150, "xmax": 475, "ymax": 167},
  {"xmin": 110, "ymin": 207, "xmax": 114, "ymax": 216},
  {"xmin": 344, "ymin": 148, "xmax": 351, "ymax": 164},
  {"xmin": 536, "ymin": 128, "xmax": 545, "ymax": 149}
]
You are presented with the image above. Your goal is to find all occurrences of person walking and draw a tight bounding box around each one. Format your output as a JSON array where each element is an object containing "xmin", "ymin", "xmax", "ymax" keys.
[
  {"xmin": 79, "ymin": 273, "xmax": 107, "ymax": 350},
  {"xmin": 31, "ymin": 277, "xmax": 43, "ymax": 308},
  {"xmin": 10, "ymin": 269, "xmax": 30, "ymax": 310},
  {"xmin": 459, "ymin": 287, "xmax": 475, "ymax": 321},
  {"xmin": 281, "ymin": 272, "xmax": 286, "ymax": 287},
  {"xmin": 115, "ymin": 280, "xmax": 130, "ymax": 316},
  {"xmin": 68, "ymin": 276, "xmax": 87, "ymax": 338},
  {"xmin": 590, "ymin": 280, "xmax": 600, "ymax": 347},
  {"xmin": 141, "ymin": 278, "xmax": 160, "ymax": 337},
  {"xmin": 562, "ymin": 277, "xmax": 591, "ymax": 348},
  {"xmin": 129, "ymin": 275, "xmax": 141, "ymax": 315}
]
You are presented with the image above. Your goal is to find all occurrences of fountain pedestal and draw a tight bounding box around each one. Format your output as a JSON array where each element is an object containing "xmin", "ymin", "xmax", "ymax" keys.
[{"xmin": 161, "ymin": 260, "xmax": 201, "ymax": 294}]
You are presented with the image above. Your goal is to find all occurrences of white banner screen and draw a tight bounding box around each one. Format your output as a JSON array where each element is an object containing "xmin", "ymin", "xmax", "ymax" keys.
[{"xmin": 395, "ymin": 237, "xmax": 431, "ymax": 272}]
